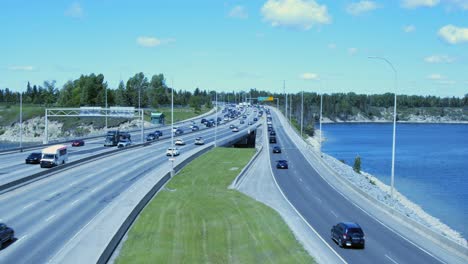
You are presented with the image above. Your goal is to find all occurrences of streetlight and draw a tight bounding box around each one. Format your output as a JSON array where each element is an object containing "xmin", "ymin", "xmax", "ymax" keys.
[
  {"xmin": 301, "ymin": 90, "xmax": 304, "ymax": 137},
  {"xmin": 283, "ymin": 80, "xmax": 287, "ymax": 119},
  {"xmin": 319, "ymin": 93, "xmax": 323, "ymax": 154},
  {"xmin": 215, "ymin": 91, "xmax": 218, "ymax": 147},
  {"xmin": 170, "ymin": 79, "xmax": 175, "ymax": 177},
  {"xmin": 20, "ymin": 91, "xmax": 23, "ymax": 151},
  {"xmin": 369, "ymin": 56, "xmax": 398, "ymax": 200}
]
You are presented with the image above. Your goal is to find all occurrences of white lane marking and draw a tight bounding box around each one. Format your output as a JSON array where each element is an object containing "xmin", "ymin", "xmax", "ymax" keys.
[
  {"xmin": 385, "ymin": 254, "xmax": 399, "ymax": 264},
  {"xmin": 48, "ymin": 191, "xmax": 57, "ymax": 197},
  {"xmin": 69, "ymin": 181, "xmax": 78, "ymax": 187},
  {"xmin": 45, "ymin": 214, "xmax": 56, "ymax": 222},
  {"xmin": 107, "ymin": 178, "xmax": 114, "ymax": 183},
  {"xmin": 71, "ymin": 199, "xmax": 80, "ymax": 206},
  {"xmin": 16, "ymin": 235, "xmax": 28, "ymax": 243},
  {"xmin": 330, "ymin": 210, "xmax": 338, "ymax": 218},
  {"xmin": 275, "ymin": 108, "xmax": 447, "ymax": 264},
  {"xmin": 23, "ymin": 202, "xmax": 36, "ymax": 209},
  {"xmin": 90, "ymin": 188, "xmax": 98, "ymax": 193},
  {"xmin": 314, "ymin": 196, "xmax": 322, "ymax": 203},
  {"xmin": 265, "ymin": 125, "xmax": 348, "ymax": 264}
]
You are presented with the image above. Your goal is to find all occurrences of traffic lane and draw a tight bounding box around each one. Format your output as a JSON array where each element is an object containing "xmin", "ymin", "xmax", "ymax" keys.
[
  {"xmin": 0, "ymin": 118, "xmax": 248, "ymax": 262},
  {"xmin": 270, "ymin": 117, "xmax": 441, "ymax": 264}
]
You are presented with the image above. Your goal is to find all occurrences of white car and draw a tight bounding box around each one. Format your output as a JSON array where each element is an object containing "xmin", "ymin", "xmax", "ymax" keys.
[
  {"xmin": 117, "ymin": 139, "xmax": 132, "ymax": 148},
  {"xmin": 175, "ymin": 138, "xmax": 185, "ymax": 145},
  {"xmin": 232, "ymin": 127, "xmax": 239, "ymax": 132},
  {"xmin": 172, "ymin": 126, "xmax": 179, "ymax": 133},
  {"xmin": 166, "ymin": 147, "xmax": 180, "ymax": 156},
  {"xmin": 194, "ymin": 137, "xmax": 205, "ymax": 145}
]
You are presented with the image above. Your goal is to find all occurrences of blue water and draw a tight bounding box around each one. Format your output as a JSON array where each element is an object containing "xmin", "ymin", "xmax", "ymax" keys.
[{"xmin": 321, "ymin": 123, "xmax": 468, "ymax": 238}]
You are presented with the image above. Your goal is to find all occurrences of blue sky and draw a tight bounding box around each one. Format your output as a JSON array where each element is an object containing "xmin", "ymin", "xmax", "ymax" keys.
[{"xmin": 1, "ymin": 0, "xmax": 467, "ymax": 97}]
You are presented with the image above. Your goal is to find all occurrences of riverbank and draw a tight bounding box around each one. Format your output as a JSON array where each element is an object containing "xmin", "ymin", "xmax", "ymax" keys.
[{"xmin": 307, "ymin": 131, "xmax": 467, "ymax": 246}]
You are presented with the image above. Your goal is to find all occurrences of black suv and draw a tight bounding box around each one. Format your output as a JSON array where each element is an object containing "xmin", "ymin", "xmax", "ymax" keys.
[
  {"xmin": 154, "ymin": 130, "xmax": 163, "ymax": 137},
  {"xmin": 146, "ymin": 133, "xmax": 158, "ymax": 141},
  {"xmin": 25, "ymin": 152, "xmax": 42, "ymax": 164},
  {"xmin": 276, "ymin": 160, "xmax": 288, "ymax": 169},
  {"xmin": 331, "ymin": 222, "xmax": 365, "ymax": 249},
  {"xmin": 0, "ymin": 223, "xmax": 14, "ymax": 248},
  {"xmin": 272, "ymin": 146, "xmax": 281, "ymax": 153}
]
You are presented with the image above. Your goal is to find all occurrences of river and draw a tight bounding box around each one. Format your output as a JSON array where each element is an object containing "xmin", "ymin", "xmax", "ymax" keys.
[{"xmin": 321, "ymin": 123, "xmax": 468, "ymax": 238}]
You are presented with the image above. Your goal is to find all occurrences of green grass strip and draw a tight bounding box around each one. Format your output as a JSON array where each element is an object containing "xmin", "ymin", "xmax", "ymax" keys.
[{"xmin": 116, "ymin": 148, "xmax": 315, "ymax": 264}]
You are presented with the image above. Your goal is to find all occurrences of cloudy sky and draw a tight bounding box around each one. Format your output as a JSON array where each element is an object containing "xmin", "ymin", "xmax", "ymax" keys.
[{"xmin": 1, "ymin": 0, "xmax": 467, "ymax": 96}]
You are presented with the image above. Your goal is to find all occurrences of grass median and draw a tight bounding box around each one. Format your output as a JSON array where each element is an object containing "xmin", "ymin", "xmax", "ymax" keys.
[{"xmin": 116, "ymin": 148, "xmax": 315, "ymax": 264}]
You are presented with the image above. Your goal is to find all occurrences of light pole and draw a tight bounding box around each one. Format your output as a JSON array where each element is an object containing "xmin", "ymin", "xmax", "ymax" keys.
[
  {"xmin": 301, "ymin": 90, "xmax": 304, "ymax": 137},
  {"xmin": 138, "ymin": 82, "xmax": 144, "ymax": 143},
  {"xmin": 284, "ymin": 80, "xmax": 287, "ymax": 119},
  {"xmin": 20, "ymin": 91, "xmax": 23, "ymax": 151},
  {"xmin": 215, "ymin": 91, "xmax": 218, "ymax": 147},
  {"xmin": 289, "ymin": 94, "xmax": 292, "ymax": 124},
  {"xmin": 105, "ymin": 85, "xmax": 108, "ymax": 132},
  {"xmin": 170, "ymin": 79, "xmax": 175, "ymax": 177},
  {"xmin": 319, "ymin": 93, "xmax": 323, "ymax": 153},
  {"xmin": 369, "ymin": 56, "xmax": 398, "ymax": 200}
]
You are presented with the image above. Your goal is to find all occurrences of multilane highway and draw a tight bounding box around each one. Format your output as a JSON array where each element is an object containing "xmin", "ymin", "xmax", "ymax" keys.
[
  {"xmin": 0, "ymin": 109, "xmax": 259, "ymax": 263},
  {"xmin": 268, "ymin": 108, "xmax": 450, "ymax": 264}
]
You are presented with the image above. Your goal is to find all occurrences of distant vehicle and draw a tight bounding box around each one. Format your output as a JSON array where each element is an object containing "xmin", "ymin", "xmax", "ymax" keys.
[
  {"xmin": 269, "ymin": 136, "xmax": 277, "ymax": 143},
  {"xmin": 191, "ymin": 125, "xmax": 200, "ymax": 131},
  {"xmin": 276, "ymin": 160, "xmax": 288, "ymax": 169},
  {"xmin": 248, "ymin": 121, "xmax": 253, "ymax": 125},
  {"xmin": 270, "ymin": 131, "xmax": 276, "ymax": 136},
  {"xmin": 331, "ymin": 222, "xmax": 365, "ymax": 249},
  {"xmin": 172, "ymin": 126, "xmax": 179, "ymax": 133},
  {"xmin": 104, "ymin": 130, "xmax": 121, "ymax": 146},
  {"xmin": 25, "ymin": 152, "xmax": 42, "ymax": 164},
  {"xmin": 253, "ymin": 117, "xmax": 258, "ymax": 121},
  {"xmin": 232, "ymin": 127, "xmax": 239, "ymax": 132},
  {"xmin": 206, "ymin": 122, "xmax": 214, "ymax": 128},
  {"xmin": 240, "ymin": 120, "xmax": 245, "ymax": 124},
  {"xmin": 174, "ymin": 128, "xmax": 184, "ymax": 135},
  {"xmin": 146, "ymin": 133, "xmax": 158, "ymax": 141},
  {"xmin": 224, "ymin": 117, "xmax": 230, "ymax": 121},
  {"xmin": 272, "ymin": 146, "xmax": 281, "ymax": 153},
  {"xmin": 268, "ymin": 126, "xmax": 273, "ymax": 132},
  {"xmin": 194, "ymin": 137, "xmax": 205, "ymax": 145},
  {"xmin": 166, "ymin": 147, "xmax": 180, "ymax": 156},
  {"xmin": 175, "ymin": 138, "xmax": 185, "ymax": 145},
  {"xmin": 117, "ymin": 139, "xmax": 132, "ymax": 148},
  {"xmin": 0, "ymin": 223, "xmax": 14, "ymax": 248},
  {"xmin": 154, "ymin": 130, "xmax": 163, "ymax": 137},
  {"xmin": 40, "ymin": 145, "xmax": 68, "ymax": 168},
  {"xmin": 229, "ymin": 124, "xmax": 235, "ymax": 129},
  {"xmin": 71, "ymin": 139, "xmax": 85, "ymax": 147},
  {"xmin": 201, "ymin": 118, "xmax": 207, "ymax": 124}
]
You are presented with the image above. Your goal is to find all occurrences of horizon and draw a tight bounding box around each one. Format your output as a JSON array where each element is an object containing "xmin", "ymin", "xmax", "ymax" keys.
[{"xmin": 1, "ymin": 1, "xmax": 467, "ymax": 97}]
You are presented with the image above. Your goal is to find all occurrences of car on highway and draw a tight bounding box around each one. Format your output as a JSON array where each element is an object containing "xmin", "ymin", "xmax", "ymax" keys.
[
  {"xmin": 272, "ymin": 146, "xmax": 281, "ymax": 153},
  {"xmin": 25, "ymin": 152, "xmax": 42, "ymax": 164},
  {"xmin": 117, "ymin": 139, "xmax": 132, "ymax": 148},
  {"xmin": 248, "ymin": 121, "xmax": 253, "ymax": 125},
  {"xmin": 166, "ymin": 147, "xmax": 180, "ymax": 156},
  {"xmin": 174, "ymin": 128, "xmax": 184, "ymax": 135},
  {"xmin": 175, "ymin": 138, "xmax": 186, "ymax": 145},
  {"xmin": 229, "ymin": 124, "xmax": 235, "ymax": 129},
  {"xmin": 71, "ymin": 139, "xmax": 85, "ymax": 147},
  {"xmin": 191, "ymin": 125, "xmax": 200, "ymax": 131},
  {"xmin": 201, "ymin": 118, "xmax": 207, "ymax": 124},
  {"xmin": 276, "ymin": 160, "xmax": 288, "ymax": 169},
  {"xmin": 331, "ymin": 222, "xmax": 365, "ymax": 249},
  {"xmin": 270, "ymin": 131, "xmax": 276, "ymax": 136},
  {"xmin": 0, "ymin": 223, "xmax": 14, "ymax": 248},
  {"xmin": 253, "ymin": 117, "xmax": 258, "ymax": 121},
  {"xmin": 194, "ymin": 137, "xmax": 205, "ymax": 145},
  {"xmin": 154, "ymin": 130, "xmax": 163, "ymax": 137},
  {"xmin": 240, "ymin": 120, "xmax": 245, "ymax": 124},
  {"xmin": 146, "ymin": 133, "xmax": 158, "ymax": 141},
  {"xmin": 232, "ymin": 127, "xmax": 239, "ymax": 132}
]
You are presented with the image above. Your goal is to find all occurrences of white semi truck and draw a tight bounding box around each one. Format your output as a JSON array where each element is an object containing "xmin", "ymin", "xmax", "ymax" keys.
[{"xmin": 40, "ymin": 145, "xmax": 68, "ymax": 168}]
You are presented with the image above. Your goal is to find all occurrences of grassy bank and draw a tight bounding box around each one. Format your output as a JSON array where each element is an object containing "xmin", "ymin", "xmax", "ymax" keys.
[
  {"xmin": 0, "ymin": 104, "xmax": 44, "ymax": 126},
  {"xmin": 158, "ymin": 106, "xmax": 211, "ymax": 124},
  {"xmin": 116, "ymin": 148, "xmax": 314, "ymax": 264}
]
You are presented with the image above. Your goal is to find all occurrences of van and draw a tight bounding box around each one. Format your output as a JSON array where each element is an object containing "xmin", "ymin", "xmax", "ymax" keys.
[{"xmin": 40, "ymin": 145, "xmax": 68, "ymax": 168}]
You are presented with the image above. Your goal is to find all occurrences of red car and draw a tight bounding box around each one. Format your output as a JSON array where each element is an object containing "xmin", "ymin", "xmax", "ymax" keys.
[{"xmin": 72, "ymin": 139, "xmax": 85, "ymax": 147}]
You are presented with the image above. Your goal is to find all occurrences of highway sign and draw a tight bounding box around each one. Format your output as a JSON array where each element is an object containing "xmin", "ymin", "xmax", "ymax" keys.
[{"xmin": 258, "ymin": 96, "xmax": 273, "ymax": 102}]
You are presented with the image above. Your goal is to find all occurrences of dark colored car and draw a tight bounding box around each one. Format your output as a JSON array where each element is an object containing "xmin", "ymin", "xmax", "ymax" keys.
[
  {"xmin": 201, "ymin": 118, "xmax": 207, "ymax": 124},
  {"xmin": 240, "ymin": 120, "xmax": 245, "ymax": 124},
  {"xmin": 154, "ymin": 130, "xmax": 163, "ymax": 137},
  {"xmin": 174, "ymin": 128, "xmax": 184, "ymax": 135},
  {"xmin": 253, "ymin": 117, "xmax": 258, "ymax": 121},
  {"xmin": 192, "ymin": 125, "xmax": 200, "ymax": 131},
  {"xmin": 273, "ymin": 146, "xmax": 281, "ymax": 153},
  {"xmin": 146, "ymin": 133, "xmax": 158, "ymax": 141},
  {"xmin": 0, "ymin": 223, "xmax": 14, "ymax": 248},
  {"xmin": 331, "ymin": 222, "xmax": 365, "ymax": 249},
  {"xmin": 229, "ymin": 124, "xmax": 235, "ymax": 129},
  {"xmin": 71, "ymin": 139, "xmax": 85, "ymax": 147},
  {"xmin": 206, "ymin": 122, "xmax": 213, "ymax": 128},
  {"xmin": 25, "ymin": 152, "xmax": 42, "ymax": 164},
  {"xmin": 270, "ymin": 131, "xmax": 276, "ymax": 136},
  {"xmin": 269, "ymin": 136, "xmax": 277, "ymax": 143},
  {"xmin": 276, "ymin": 160, "xmax": 288, "ymax": 169}
]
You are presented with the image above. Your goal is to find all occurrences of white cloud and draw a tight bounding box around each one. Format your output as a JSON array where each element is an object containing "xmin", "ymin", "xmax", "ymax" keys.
[
  {"xmin": 424, "ymin": 55, "xmax": 455, "ymax": 63},
  {"xmin": 261, "ymin": 0, "xmax": 331, "ymax": 30},
  {"xmin": 65, "ymin": 2, "xmax": 84, "ymax": 18},
  {"xmin": 427, "ymin": 73, "xmax": 444, "ymax": 80},
  {"xmin": 438, "ymin": 25, "xmax": 468, "ymax": 44},
  {"xmin": 136, "ymin": 36, "xmax": 175, "ymax": 47},
  {"xmin": 348, "ymin": 47, "xmax": 358, "ymax": 55},
  {"xmin": 229, "ymin": 5, "xmax": 248, "ymax": 19},
  {"xmin": 8, "ymin": 66, "xmax": 35, "ymax": 71},
  {"xmin": 403, "ymin": 25, "xmax": 416, "ymax": 33},
  {"xmin": 346, "ymin": 1, "xmax": 379, "ymax": 16},
  {"xmin": 447, "ymin": 0, "xmax": 468, "ymax": 10},
  {"xmin": 401, "ymin": 0, "xmax": 440, "ymax": 8},
  {"xmin": 300, "ymin": 72, "xmax": 320, "ymax": 80}
]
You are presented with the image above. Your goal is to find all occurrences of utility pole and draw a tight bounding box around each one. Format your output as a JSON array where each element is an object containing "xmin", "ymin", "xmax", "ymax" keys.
[
  {"xmin": 284, "ymin": 80, "xmax": 287, "ymax": 118},
  {"xmin": 20, "ymin": 91, "xmax": 23, "ymax": 151},
  {"xmin": 171, "ymin": 79, "xmax": 175, "ymax": 177},
  {"xmin": 301, "ymin": 90, "xmax": 304, "ymax": 137},
  {"xmin": 215, "ymin": 92, "xmax": 218, "ymax": 147},
  {"xmin": 105, "ymin": 85, "xmax": 108, "ymax": 131}
]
